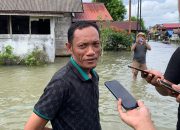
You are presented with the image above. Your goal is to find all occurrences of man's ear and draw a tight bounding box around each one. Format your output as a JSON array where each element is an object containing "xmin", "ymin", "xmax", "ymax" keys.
[{"xmin": 65, "ymin": 42, "xmax": 72, "ymax": 55}]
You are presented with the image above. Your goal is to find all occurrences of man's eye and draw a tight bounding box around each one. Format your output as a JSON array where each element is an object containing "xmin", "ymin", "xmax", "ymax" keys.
[
  {"xmin": 79, "ymin": 44, "xmax": 86, "ymax": 48},
  {"xmin": 94, "ymin": 43, "xmax": 100, "ymax": 47}
]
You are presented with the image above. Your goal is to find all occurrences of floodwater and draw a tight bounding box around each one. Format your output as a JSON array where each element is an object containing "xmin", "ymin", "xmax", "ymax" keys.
[{"xmin": 0, "ymin": 41, "xmax": 179, "ymax": 130}]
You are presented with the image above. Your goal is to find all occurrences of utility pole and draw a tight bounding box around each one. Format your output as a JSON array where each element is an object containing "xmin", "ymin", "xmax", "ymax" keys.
[
  {"xmin": 178, "ymin": 0, "xmax": 180, "ymax": 42},
  {"xmin": 128, "ymin": 0, "xmax": 131, "ymax": 34},
  {"xmin": 139, "ymin": 0, "xmax": 142, "ymax": 31},
  {"xmin": 136, "ymin": 0, "xmax": 140, "ymax": 34},
  {"xmin": 178, "ymin": 0, "xmax": 180, "ymax": 22}
]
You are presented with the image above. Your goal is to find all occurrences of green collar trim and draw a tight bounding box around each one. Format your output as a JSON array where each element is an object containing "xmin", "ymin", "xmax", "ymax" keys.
[
  {"xmin": 91, "ymin": 69, "xmax": 96, "ymax": 77},
  {"xmin": 70, "ymin": 57, "xmax": 96, "ymax": 80}
]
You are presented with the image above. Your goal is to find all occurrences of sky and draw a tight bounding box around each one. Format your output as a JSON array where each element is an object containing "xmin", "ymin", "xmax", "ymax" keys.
[{"xmin": 82, "ymin": 0, "xmax": 179, "ymax": 28}]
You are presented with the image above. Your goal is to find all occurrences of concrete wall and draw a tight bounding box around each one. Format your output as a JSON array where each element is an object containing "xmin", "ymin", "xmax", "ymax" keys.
[
  {"xmin": 0, "ymin": 13, "xmax": 72, "ymax": 62},
  {"xmin": 0, "ymin": 17, "xmax": 56, "ymax": 62},
  {"xmin": 55, "ymin": 13, "xmax": 72, "ymax": 56},
  {"xmin": 0, "ymin": 35, "xmax": 55, "ymax": 62}
]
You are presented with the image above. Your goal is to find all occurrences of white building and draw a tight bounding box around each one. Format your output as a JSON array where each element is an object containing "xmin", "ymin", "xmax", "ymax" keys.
[{"xmin": 0, "ymin": 0, "xmax": 83, "ymax": 62}]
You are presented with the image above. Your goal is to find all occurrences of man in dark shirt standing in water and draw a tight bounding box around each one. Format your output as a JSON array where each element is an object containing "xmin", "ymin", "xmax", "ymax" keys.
[{"xmin": 24, "ymin": 21, "xmax": 102, "ymax": 130}]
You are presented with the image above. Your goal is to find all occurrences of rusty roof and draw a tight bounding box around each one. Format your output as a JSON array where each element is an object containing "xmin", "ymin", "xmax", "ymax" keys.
[
  {"xmin": 0, "ymin": 0, "xmax": 83, "ymax": 15},
  {"xmin": 163, "ymin": 23, "xmax": 180, "ymax": 29},
  {"xmin": 110, "ymin": 21, "xmax": 141, "ymax": 31},
  {"xmin": 73, "ymin": 2, "xmax": 113, "ymax": 22}
]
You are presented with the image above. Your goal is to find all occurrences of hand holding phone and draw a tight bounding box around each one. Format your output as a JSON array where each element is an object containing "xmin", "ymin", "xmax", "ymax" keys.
[
  {"xmin": 104, "ymin": 80, "xmax": 138, "ymax": 110},
  {"xmin": 158, "ymin": 80, "xmax": 180, "ymax": 94},
  {"xmin": 128, "ymin": 65, "xmax": 180, "ymax": 94}
]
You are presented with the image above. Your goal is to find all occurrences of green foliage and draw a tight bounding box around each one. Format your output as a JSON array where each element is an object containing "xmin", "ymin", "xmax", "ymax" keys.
[
  {"xmin": 100, "ymin": 25, "xmax": 114, "ymax": 53},
  {"xmin": 100, "ymin": 27, "xmax": 132, "ymax": 51},
  {"xmin": 131, "ymin": 16, "xmax": 146, "ymax": 30},
  {"xmin": 105, "ymin": 31, "xmax": 132, "ymax": 50},
  {"xmin": 0, "ymin": 45, "xmax": 20, "ymax": 65},
  {"xmin": 93, "ymin": 0, "xmax": 126, "ymax": 21},
  {"xmin": 131, "ymin": 16, "xmax": 137, "ymax": 21},
  {"xmin": 106, "ymin": 0, "xmax": 126, "ymax": 21},
  {"xmin": 0, "ymin": 45, "xmax": 48, "ymax": 66},
  {"xmin": 22, "ymin": 48, "xmax": 48, "ymax": 66}
]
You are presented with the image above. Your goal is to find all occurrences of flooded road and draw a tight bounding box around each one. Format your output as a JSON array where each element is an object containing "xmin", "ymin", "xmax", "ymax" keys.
[{"xmin": 0, "ymin": 41, "xmax": 179, "ymax": 130}]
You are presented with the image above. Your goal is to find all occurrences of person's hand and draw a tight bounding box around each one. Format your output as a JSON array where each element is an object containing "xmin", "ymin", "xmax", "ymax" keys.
[
  {"xmin": 118, "ymin": 99, "xmax": 155, "ymax": 130},
  {"xmin": 172, "ymin": 85, "xmax": 180, "ymax": 102},
  {"xmin": 143, "ymin": 70, "xmax": 164, "ymax": 86},
  {"xmin": 139, "ymin": 38, "xmax": 143, "ymax": 44},
  {"xmin": 142, "ymin": 70, "xmax": 171, "ymax": 96}
]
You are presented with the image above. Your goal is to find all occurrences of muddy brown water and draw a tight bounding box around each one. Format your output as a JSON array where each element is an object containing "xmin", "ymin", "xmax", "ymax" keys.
[{"xmin": 0, "ymin": 41, "xmax": 179, "ymax": 130}]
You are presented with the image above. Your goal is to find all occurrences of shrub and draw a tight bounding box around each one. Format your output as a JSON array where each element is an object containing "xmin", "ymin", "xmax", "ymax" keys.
[
  {"xmin": 22, "ymin": 48, "xmax": 48, "ymax": 66},
  {"xmin": 100, "ymin": 28, "xmax": 132, "ymax": 51},
  {"xmin": 100, "ymin": 27, "xmax": 114, "ymax": 53},
  {"xmin": 0, "ymin": 45, "xmax": 20, "ymax": 65}
]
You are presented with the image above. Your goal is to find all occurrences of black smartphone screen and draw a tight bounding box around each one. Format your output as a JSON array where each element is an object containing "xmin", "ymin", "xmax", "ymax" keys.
[
  {"xmin": 128, "ymin": 65, "xmax": 148, "ymax": 73},
  {"xmin": 128, "ymin": 65, "xmax": 151, "ymax": 77},
  {"xmin": 104, "ymin": 80, "xmax": 138, "ymax": 110}
]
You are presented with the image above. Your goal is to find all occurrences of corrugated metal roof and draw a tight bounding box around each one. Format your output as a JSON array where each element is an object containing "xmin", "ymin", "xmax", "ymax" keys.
[
  {"xmin": 73, "ymin": 2, "xmax": 113, "ymax": 22},
  {"xmin": 163, "ymin": 23, "xmax": 180, "ymax": 29},
  {"xmin": 0, "ymin": 0, "xmax": 83, "ymax": 14},
  {"xmin": 110, "ymin": 21, "xmax": 140, "ymax": 31}
]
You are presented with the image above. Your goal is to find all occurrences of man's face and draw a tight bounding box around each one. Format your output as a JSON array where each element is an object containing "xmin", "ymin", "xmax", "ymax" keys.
[
  {"xmin": 137, "ymin": 35, "xmax": 145, "ymax": 44},
  {"xmin": 138, "ymin": 35, "xmax": 145, "ymax": 41},
  {"xmin": 67, "ymin": 26, "xmax": 101, "ymax": 70}
]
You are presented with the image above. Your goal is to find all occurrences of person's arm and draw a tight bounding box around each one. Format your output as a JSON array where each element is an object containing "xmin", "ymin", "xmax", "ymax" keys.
[
  {"xmin": 118, "ymin": 99, "xmax": 156, "ymax": 130},
  {"xmin": 145, "ymin": 42, "xmax": 151, "ymax": 50},
  {"xmin": 131, "ymin": 43, "xmax": 137, "ymax": 51},
  {"xmin": 24, "ymin": 113, "xmax": 51, "ymax": 130},
  {"xmin": 25, "ymin": 79, "xmax": 66, "ymax": 130}
]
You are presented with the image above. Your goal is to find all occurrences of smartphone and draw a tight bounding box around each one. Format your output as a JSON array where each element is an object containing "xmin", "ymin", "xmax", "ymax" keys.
[
  {"xmin": 159, "ymin": 80, "xmax": 180, "ymax": 94},
  {"xmin": 104, "ymin": 80, "xmax": 138, "ymax": 110},
  {"xmin": 128, "ymin": 65, "xmax": 153, "ymax": 77},
  {"xmin": 128, "ymin": 66, "xmax": 180, "ymax": 94}
]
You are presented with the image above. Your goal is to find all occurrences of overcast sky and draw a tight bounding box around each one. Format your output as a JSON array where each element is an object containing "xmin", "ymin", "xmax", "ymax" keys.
[{"xmin": 82, "ymin": 0, "xmax": 179, "ymax": 28}]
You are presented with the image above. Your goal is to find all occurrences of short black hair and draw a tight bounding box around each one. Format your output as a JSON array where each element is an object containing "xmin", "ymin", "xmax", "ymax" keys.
[{"xmin": 67, "ymin": 21, "xmax": 100, "ymax": 44}]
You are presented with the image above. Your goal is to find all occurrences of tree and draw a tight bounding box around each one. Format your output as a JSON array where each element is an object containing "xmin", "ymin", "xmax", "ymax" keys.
[
  {"xmin": 131, "ymin": 16, "xmax": 146, "ymax": 30},
  {"xmin": 92, "ymin": 0, "xmax": 126, "ymax": 21}
]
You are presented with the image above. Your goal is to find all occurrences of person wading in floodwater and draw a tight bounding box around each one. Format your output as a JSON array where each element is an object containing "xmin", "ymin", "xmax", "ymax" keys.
[{"xmin": 131, "ymin": 32, "xmax": 151, "ymax": 80}]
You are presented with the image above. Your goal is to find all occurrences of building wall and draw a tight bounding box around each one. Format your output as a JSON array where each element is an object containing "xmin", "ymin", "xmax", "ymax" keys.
[
  {"xmin": 0, "ymin": 34, "xmax": 55, "ymax": 62},
  {"xmin": 55, "ymin": 13, "xmax": 72, "ymax": 56},
  {"xmin": 0, "ymin": 14, "xmax": 72, "ymax": 62},
  {"xmin": 0, "ymin": 16, "xmax": 56, "ymax": 62}
]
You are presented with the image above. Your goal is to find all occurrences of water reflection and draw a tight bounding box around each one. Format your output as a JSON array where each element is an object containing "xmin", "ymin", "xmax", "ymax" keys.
[{"xmin": 0, "ymin": 41, "xmax": 179, "ymax": 130}]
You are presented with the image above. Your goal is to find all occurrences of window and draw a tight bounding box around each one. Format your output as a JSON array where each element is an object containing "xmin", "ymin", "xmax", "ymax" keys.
[
  {"xmin": 31, "ymin": 18, "xmax": 50, "ymax": 34},
  {"xmin": 0, "ymin": 15, "xmax": 10, "ymax": 34},
  {"xmin": 0, "ymin": 16, "xmax": 51, "ymax": 35},
  {"xmin": 12, "ymin": 16, "xmax": 29, "ymax": 34}
]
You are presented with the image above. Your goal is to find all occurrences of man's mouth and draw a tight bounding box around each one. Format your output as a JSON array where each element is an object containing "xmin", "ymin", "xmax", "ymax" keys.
[{"xmin": 86, "ymin": 58, "xmax": 97, "ymax": 62}]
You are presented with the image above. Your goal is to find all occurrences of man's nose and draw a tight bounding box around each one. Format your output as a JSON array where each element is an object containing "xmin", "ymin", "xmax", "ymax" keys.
[{"xmin": 87, "ymin": 46, "xmax": 95, "ymax": 55}]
